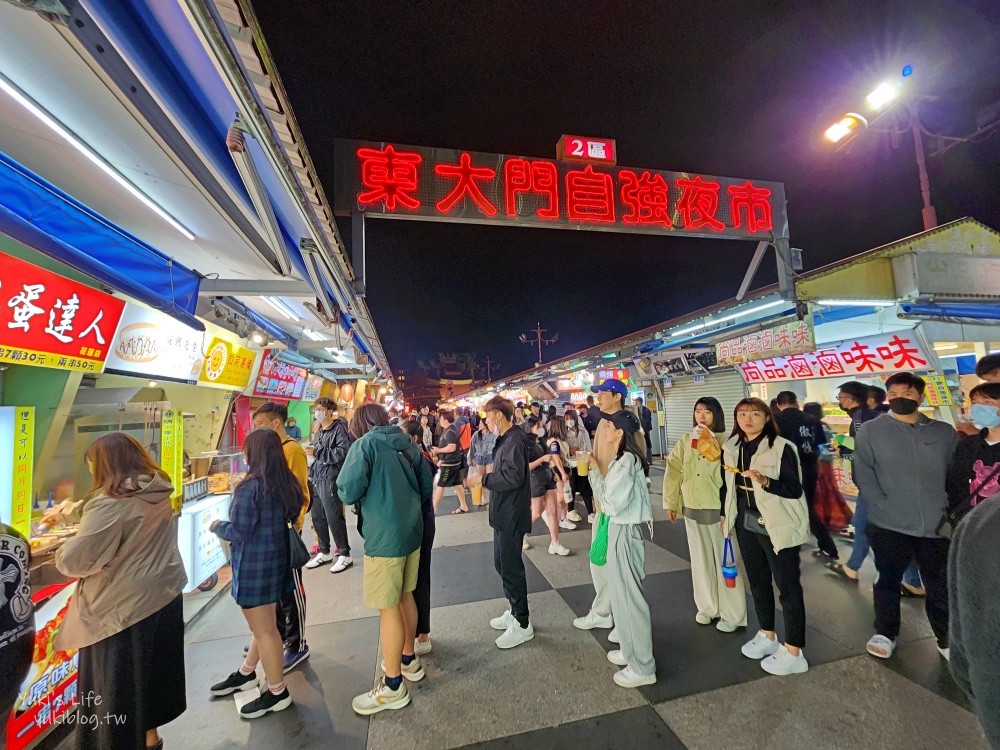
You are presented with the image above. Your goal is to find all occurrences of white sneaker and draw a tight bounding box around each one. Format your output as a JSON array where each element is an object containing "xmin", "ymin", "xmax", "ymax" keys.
[
  {"xmin": 567, "ymin": 510, "xmax": 583, "ymax": 523},
  {"xmin": 607, "ymin": 649, "xmax": 628, "ymax": 666},
  {"xmin": 938, "ymin": 646, "xmax": 950, "ymax": 661},
  {"xmin": 716, "ymin": 619, "xmax": 738, "ymax": 633},
  {"xmin": 608, "ymin": 628, "xmax": 620, "ymax": 644},
  {"xmin": 414, "ymin": 638, "xmax": 432, "ymax": 656},
  {"xmin": 351, "ymin": 677, "xmax": 410, "ymax": 715},
  {"xmin": 490, "ymin": 610, "xmax": 516, "ymax": 631},
  {"xmin": 548, "ymin": 542, "xmax": 571, "ymax": 556},
  {"xmin": 695, "ymin": 612, "xmax": 713, "ymax": 625},
  {"xmin": 305, "ymin": 552, "xmax": 333, "ymax": 569},
  {"xmin": 559, "ymin": 518, "xmax": 577, "ymax": 530},
  {"xmin": 760, "ymin": 645, "xmax": 809, "ymax": 675},
  {"xmin": 613, "ymin": 666, "xmax": 656, "ymax": 688},
  {"xmin": 330, "ymin": 555, "xmax": 354, "ymax": 573},
  {"xmin": 587, "ymin": 513, "xmax": 596, "ymax": 523},
  {"xmin": 379, "ymin": 656, "xmax": 425, "ymax": 682},
  {"xmin": 522, "ymin": 536, "xmax": 531, "ymax": 551},
  {"xmin": 573, "ymin": 611, "xmax": 614, "ymax": 630},
  {"xmin": 496, "ymin": 622, "xmax": 534, "ymax": 649},
  {"xmin": 741, "ymin": 630, "xmax": 780, "ymax": 659}
]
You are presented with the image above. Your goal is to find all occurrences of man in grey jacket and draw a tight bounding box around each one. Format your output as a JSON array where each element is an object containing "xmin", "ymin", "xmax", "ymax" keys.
[{"xmin": 854, "ymin": 372, "xmax": 957, "ymax": 660}]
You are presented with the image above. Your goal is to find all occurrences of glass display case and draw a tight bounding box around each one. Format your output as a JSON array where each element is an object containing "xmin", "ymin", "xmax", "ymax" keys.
[{"xmin": 203, "ymin": 451, "xmax": 248, "ymax": 495}]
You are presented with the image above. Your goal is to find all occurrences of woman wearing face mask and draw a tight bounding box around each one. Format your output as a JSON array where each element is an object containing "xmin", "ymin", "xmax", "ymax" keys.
[
  {"xmin": 525, "ymin": 417, "xmax": 571, "ymax": 555},
  {"xmin": 564, "ymin": 409, "xmax": 594, "ymax": 523},
  {"xmin": 722, "ymin": 398, "xmax": 811, "ymax": 676},
  {"xmin": 947, "ymin": 382, "xmax": 1000, "ymax": 518},
  {"xmin": 663, "ymin": 397, "xmax": 747, "ymax": 633},
  {"xmin": 419, "ymin": 415, "xmax": 434, "ymax": 452}
]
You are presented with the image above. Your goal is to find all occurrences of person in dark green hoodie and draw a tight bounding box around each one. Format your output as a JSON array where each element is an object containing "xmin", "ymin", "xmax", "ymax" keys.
[{"xmin": 337, "ymin": 404, "xmax": 432, "ymax": 716}]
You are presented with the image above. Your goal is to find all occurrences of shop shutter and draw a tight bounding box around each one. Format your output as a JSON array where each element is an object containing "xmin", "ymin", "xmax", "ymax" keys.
[{"xmin": 661, "ymin": 370, "xmax": 747, "ymax": 454}]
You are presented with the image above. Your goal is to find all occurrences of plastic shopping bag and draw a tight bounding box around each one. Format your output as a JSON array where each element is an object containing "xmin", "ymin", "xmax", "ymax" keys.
[{"xmin": 589, "ymin": 513, "xmax": 610, "ymax": 566}]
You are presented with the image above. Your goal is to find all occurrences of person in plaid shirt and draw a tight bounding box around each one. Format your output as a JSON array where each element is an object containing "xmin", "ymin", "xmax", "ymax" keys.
[{"xmin": 208, "ymin": 429, "xmax": 306, "ymax": 719}]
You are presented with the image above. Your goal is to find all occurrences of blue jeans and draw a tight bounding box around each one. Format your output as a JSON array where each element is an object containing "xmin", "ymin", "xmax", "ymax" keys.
[
  {"xmin": 847, "ymin": 494, "xmax": 870, "ymax": 571},
  {"xmin": 849, "ymin": 493, "xmax": 922, "ymax": 585}
]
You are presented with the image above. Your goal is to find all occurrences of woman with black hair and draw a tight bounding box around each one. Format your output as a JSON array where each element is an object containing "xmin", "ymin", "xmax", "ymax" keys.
[
  {"xmin": 722, "ymin": 398, "xmax": 810, "ymax": 676},
  {"xmin": 663, "ymin": 397, "xmax": 747, "ymax": 633},
  {"xmin": 525, "ymin": 416, "xmax": 570, "ymax": 555},
  {"xmin": 587, "ymin": 410, "xmax": 656, "ymax": 688},
  {"xmin": 209, "ymin": 428, "xmax": 306, "ymax": 718}
]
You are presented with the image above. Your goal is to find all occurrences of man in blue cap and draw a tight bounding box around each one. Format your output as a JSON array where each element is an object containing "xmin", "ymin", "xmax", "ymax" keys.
[{"xmin": 573, "ymin": 379, "xmax": 645, "ymax": 637}]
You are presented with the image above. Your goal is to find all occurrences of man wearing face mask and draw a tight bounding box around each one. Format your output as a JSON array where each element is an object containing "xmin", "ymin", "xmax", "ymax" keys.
[
  {"xmin": 854, "ymin": 372, "xmax": 958, "ymax": 661},
  {"xmin": 306, "ymin": 398, "xmax": 355, "ymax": 573},
  {"xmin": 957, "ymin": 354, "xmax": 1000, "ymax": 437}
]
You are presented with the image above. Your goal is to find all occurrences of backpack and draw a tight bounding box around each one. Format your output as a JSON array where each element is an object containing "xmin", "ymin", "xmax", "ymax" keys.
[{"xmin": 459, "ymin": 421, "xmax": 472, "ymax": 451}]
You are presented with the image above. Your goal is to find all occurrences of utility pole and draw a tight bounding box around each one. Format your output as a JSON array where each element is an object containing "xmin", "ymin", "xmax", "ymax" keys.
[{"xmin": 519, "ymin": 323, "xmax": 559, "ymax": 366}]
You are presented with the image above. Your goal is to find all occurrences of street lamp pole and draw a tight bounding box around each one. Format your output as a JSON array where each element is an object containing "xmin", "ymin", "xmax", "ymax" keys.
[{"xmin": 909, "ymin": 114, "xmax": 938, "ymax": 231}]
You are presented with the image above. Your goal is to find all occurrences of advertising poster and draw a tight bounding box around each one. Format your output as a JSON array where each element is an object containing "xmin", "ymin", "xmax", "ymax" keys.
[
  {"xmin": 198, "ymin": 338, "xmax": 256, "ymax": 390},
  {"xmin": 104, "ymin": 303, "xmax": 205, "ymax": 382}
]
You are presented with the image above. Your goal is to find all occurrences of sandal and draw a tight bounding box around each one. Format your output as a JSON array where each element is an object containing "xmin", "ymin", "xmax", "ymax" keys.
[
  {"xmin": 825, "ymin": 561, "xmax": 859, "ymax": 581},
  {"xmin": 451, "ymin": 508, "xmax": 469, "ymax": 514},
  {"xmin": 866, "ymin": 634, "xmax": 896, "ymax": 659}
]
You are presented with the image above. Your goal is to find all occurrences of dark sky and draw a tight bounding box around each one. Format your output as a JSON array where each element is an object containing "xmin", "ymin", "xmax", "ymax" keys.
[{"xmin": 253, "ymin": 0, "xmax": 1000, "ymax": 383}]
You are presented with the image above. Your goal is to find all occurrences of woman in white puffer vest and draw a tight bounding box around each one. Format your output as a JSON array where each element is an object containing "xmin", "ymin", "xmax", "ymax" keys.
[{"xmin": 721, "ymin": 397, "xmax": 810, "ymax": 676}]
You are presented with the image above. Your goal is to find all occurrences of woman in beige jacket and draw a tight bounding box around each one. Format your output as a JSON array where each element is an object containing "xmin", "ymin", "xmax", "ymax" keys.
[
  {"xmin": 55, "ymin": 433, "xmax": 187, "ymax": 750},
  {"xmin": 663, "ymin": 397, "xmax": 747, "ymax": 633}
]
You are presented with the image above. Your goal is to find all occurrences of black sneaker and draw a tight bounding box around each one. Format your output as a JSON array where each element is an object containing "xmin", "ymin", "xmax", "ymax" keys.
[
  {"xmin": 239, "ymin": 688, "xmax": 292, "ymax": 719},
  {"xmin": 210, "ymin": 670, "xmax": 257, "ymax": 696}
]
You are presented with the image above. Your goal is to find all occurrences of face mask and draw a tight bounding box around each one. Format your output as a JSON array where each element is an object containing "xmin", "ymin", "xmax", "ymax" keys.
[
  {"xmin": 888, "ymin": 397, "xmax": 920, "ymax": 416},
  {"xmin": 565, "ymin": 420, "xmax": 575, "ymax": 428},
  {"xmin": 314, "ymin": 410, "xmax": 326, "ymax": 421},
  {"xmin": 970, "ymin": 403, "xmax": 1000, "ymax": 429}
]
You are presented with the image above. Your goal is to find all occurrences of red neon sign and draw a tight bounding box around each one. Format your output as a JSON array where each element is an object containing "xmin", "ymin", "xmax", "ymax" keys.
[{"xmin": 338, "ymin": 140, "xmax": 786, "ymax": 241}]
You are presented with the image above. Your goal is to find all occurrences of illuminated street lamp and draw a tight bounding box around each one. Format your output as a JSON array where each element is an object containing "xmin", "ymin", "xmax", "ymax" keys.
[{"xmin": 823, "ymin": 66, "xmax": 938, "ymax": 231}]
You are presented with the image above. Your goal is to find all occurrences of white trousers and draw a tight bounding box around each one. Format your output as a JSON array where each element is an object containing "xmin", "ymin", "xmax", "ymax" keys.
[
  {"xmin": 607, "ymin": 523, "xmax": 656, "ymax": 676},
  {"xmin": 684, "ymin": 517, "xmax": 747, "ymax": 626}
]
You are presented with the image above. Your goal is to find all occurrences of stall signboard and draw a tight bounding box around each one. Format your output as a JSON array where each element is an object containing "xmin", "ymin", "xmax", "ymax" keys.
[
  {"xmin": 635, "ymin": 350, "xmax": 716, "ymax": 380},
  {"xmin": 198, "ymin": 337, "xmax": 256, "ymax": 390},
  {"xmin": 0, "ymin": 406, "xmax": 33, "ymax": 538},
  {"xmin": 178, "ymin": 493, "xmax": 230, "ymax": 593},
  {"xmin": 0, "ymin": 250, "xmax": 126, "ymax": 372},
  {"xmin": 7, "ymin": 582, "xmax": 79, "ymax": 750},
  {"xmin": 252, "ymin": 349, "xmax": 308, "ymax": 400},
  {"xmin": 160, "ymin": 410, "xmax": 184, "ymax": 512},
  {"xmin": 104, "ymin": 303, "xmax": 205, "ymax": 382},
  {"xmin": 737, "ymin": 332, "xmax": 929, "ymax": 384},
  {"xmin": 597, "ymin": 368, "xmax": 631, "ymax": 385},
  {"xmin": 302, "ymin": 374, "xmax": 324, "ymax": 402},
  {"xmin": 335, "ymin": 140, "xmax": 787, "ymax": 242},
  {"xmin": 924, "ymin": 375, "xmax": 956, "ymax": 407},
  {"xmin": 716, "ymin": 320, "xmax": 815, "ymax": 366}
]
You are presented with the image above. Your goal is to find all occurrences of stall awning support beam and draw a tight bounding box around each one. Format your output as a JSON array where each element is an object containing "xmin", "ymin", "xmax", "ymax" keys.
[{"xmin": 198, "ymin": 279, "xmax": 314, "ymax": 296}]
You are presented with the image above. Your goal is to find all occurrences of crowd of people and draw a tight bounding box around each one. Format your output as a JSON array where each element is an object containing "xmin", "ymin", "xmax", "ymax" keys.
[{"xmin": 21, "ymin": 354, "xmax": 1000, "ymax": 747}]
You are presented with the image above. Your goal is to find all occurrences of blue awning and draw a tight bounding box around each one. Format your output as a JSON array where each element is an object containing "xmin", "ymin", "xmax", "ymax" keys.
[{"xmin": 0, "ymin": 151, "xmax": 204, "ymax": 330}]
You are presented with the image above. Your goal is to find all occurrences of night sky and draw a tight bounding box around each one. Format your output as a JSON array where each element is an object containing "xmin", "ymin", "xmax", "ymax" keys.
[{"xmin": 254, "ymin": 0, "xmax": 1000, "ymax": 383}]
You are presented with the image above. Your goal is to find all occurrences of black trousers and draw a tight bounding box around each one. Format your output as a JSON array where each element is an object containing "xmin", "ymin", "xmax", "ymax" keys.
[
  {"xmin": 802, "ymin": 461, "xmax": 838, "ymax": 559},
  {"xmin": 570, "ymin": 469, "xmax": 594, "ymax": 515},
  {"xmin": 276, "ymin": 565, "xmax": 307, "ymax": 652},
  {"xmin": 310, "ymin": 478, "xmax": 350, "ymax": 556},
  {"xmin": 867, "ymin": 523, "xmax": 950, "ymax": 645},
  {"xmin": 415, "ymin": 510, "xmax": 436, "ymax": 636},
  {"xmin": 736, "ymin": 518, "xmax": 806, "ymax": 648},
  {"xmin": 493, "ymin": 525, "xmax": 529, "ymax": 628},
  {"xmin": 645, "ymin": 431, "xmax": 653, "ymax": 458},
  {"xmin": 77, "ymin": 596, "xmax": 185, "ymax": 750}
]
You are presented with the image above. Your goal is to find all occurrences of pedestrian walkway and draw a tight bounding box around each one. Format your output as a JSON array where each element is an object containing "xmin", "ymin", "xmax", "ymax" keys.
[{"xmin": 155, "ymin": 465, "xmax": 988, "ymax": 750}]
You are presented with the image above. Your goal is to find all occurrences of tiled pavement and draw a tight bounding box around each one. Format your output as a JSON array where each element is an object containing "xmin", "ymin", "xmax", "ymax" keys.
[{"xmin": 148, "ymin": 464, "xmax": 989, "ymax": 749}]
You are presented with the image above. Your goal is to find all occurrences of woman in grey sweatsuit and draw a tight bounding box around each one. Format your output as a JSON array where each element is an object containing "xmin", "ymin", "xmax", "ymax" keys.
[{"xmin": 588, "ymin": 411, "xmax": 656, "ymax": 689}]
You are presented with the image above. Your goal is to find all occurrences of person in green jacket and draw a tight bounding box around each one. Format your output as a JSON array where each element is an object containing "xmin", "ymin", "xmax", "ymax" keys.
[
  {"xmin": 663, "ymin": 397, "xmax": 748, "ymax": 633},
  {"xmin": 337, "ymin": 404, "xmax": 432, "ymax": 716}
]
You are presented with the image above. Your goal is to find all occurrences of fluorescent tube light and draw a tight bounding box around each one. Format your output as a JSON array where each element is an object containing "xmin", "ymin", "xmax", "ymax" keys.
[
  {"xmin": 670, "ymin": 300, "xmax": 787, "ymax": 337},
  {"xmin": 815, "ymin": 299, "xmax": 896, "ymax": 307},
  {"xmin": 0, "ymin": 73, "xmax": 195, "ymax": 240},
  {"xmin": 259, "ymin": 296, "xmax": 297, "ymax": 321}
]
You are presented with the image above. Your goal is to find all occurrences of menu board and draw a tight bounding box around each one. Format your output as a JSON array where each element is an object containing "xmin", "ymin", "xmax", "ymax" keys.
[
  {"xmin": 302, "ymin": 374, "xmax": 324, "ymax": 402},
  {"xmin": 252, "ymin": 349, "xmax": 307, "ymax": 400},
  {"xmin": 104, "ymin": 303, "xmax": 204, "ymax": 382}
]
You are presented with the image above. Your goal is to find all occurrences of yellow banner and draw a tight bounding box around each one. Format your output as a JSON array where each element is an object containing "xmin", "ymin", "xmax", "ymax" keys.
[
  {"xmin": 161, "ymin": 409, "xmax": 184, "ymax": 513},
  {"xmin": 12, "ymin": 406, "xmax": 34, "ymax": 538},
  {"xmin": 923, "ymin": 375, "xmax": 955, "ymax": 407},
  {"xmin": 0, "ymin": 346, "xmax": 102, "ymax": 372},
  {"xmin": 198, "ymin": 337, "xmax": 257, "ymax": 390}
]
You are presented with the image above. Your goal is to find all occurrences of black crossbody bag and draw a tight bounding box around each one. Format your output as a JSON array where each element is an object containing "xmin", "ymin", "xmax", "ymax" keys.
[{"xmin": 738, "ymin": 445, "xmax": 770, "ymax": 536}]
